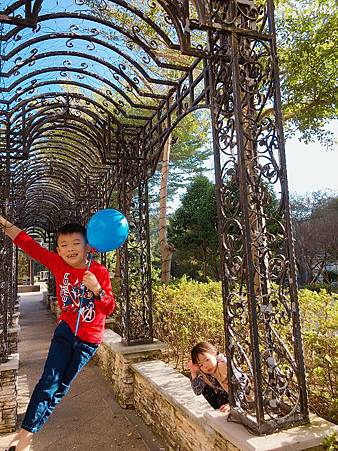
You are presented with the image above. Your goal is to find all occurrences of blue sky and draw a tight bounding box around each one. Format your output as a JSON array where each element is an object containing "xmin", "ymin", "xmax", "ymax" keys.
[
  {"xmin": 169, "ymin": 121, "xmax": 338, "ymax": 211},
  {"xmin": 284, "ymin": 130, "xmax": 338, "ymax": 196},
  {"xmin": 5, "ymin": 0, "xmax": 336, "ymax": 203}
]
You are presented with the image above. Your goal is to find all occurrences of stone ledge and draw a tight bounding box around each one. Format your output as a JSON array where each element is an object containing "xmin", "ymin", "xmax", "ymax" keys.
[
  {"xmin": 95, "ymin": 330, "xmax": 167, "ymax": 409},
  {"xmin": 0, "ymin": 353, "xmax": 19, "ymax": 433},
  {"xmin": 8, "ymin": 325, "xmax": 21, "ymax": 334},
  {"xmin": 131, "ymin": 360, "xmax": 338, "ymax": 451},
  {"xmin": 102, "ymin": 329, "xmax": 167, "ymax": 355},
  {"xmin": 18, "ymin": 285, "xmax": 40, "ymax": 293},
  {"xmin": 131, "ymin": 360, "xmax": 235, "ymax": 451},
  {"xmin": 131, "ymin": 360, "xmax": 214, "ymax": 428},
  {"xmin": 206, "ymin": 410, "xmax": 338, "ymax": 451},
  {"xmin": 0, "ymin": 353, "xmax": 19, "ymax": 372}
]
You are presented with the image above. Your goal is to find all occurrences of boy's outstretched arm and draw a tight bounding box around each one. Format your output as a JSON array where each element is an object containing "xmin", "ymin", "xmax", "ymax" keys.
[
  {"xmin": 1, "ymin": 215, "xmax": 58, "ymax": 272},
  {"xmin": 0, "ymin": 215, "xmax": 22, "ymax": 241}
]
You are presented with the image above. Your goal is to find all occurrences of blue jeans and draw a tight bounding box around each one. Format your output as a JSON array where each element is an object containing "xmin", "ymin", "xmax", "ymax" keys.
[{"xmin": 22, "ymin": 321, "xmax": 98, "ymax": 433}]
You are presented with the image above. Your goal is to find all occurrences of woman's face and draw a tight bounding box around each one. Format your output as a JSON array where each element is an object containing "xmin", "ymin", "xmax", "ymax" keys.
[{"xmin": 197, "ymin": 352, "xmax": 218, "ymax": 374}]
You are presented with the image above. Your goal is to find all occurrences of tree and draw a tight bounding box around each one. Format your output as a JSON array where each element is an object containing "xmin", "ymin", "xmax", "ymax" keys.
[
  {"xmin": 169, "ymin": 174, "xmax": 283, "ymax": 281},
  {"xmin": 155, "ymin": 111, "xmax": 212, "ymax": 283},
  {"xmin": 168, "ymin": 175, "xmax": 219, "ymax": 281},
  {"xmin": 291, "ymin": 192, "xmax": 338, "ymax": 285},
  {"xmin": 158, "ymin": 136, "xmax": 175, "ymax": 283},
  {"xmin": 274, "ymin": 0, "xmax": 338, "ymax": 147},
  {"xmin": 80, "ymin": 0, "xmax": 337, "ymax": 284}
]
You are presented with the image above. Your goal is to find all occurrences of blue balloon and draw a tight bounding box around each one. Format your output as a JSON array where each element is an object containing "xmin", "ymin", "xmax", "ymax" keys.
[{"xmin": 87, "ymin": 209, "xmax": 129, "ymax": 252}]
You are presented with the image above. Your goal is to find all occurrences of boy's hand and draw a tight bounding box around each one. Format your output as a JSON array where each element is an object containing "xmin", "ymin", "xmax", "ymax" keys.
[
  {"xmin": 82, "ymin": 271, "xmax": 101, "ymax": 295},
  {"xmin": 187, "ymin": 360, "xmax": 200, "ymax": 378},
  {"xmin": 0, "ymin": 215, "xmax": 22, "ymax": 241},
  {"xmin": 0, "ymin": 215, "xmax": 9, "ymax": 229}
]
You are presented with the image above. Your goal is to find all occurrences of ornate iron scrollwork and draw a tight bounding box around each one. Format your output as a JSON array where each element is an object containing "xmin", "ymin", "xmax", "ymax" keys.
[
  {"xmin": 0, "ymin": 0, "xmax": 43, "ymax": 28},
  {"xmin": 207, "ymin": 0, "xmax": 308, "ymax": 435},
  {"xmin": 0, "ymin": 0, "xmax": 308, "ymax": 435}
]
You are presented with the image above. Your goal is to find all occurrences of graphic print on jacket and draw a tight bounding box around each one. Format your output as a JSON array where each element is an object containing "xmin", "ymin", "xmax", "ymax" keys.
[{"xmin": 60, "ymin": 272, "xmax": 95, "ymax": 323}]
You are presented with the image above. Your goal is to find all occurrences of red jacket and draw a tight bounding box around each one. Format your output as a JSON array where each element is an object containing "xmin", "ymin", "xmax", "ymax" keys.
[{"xmin": 14, "ymin": 231, "xmax": 115, "ymax": 344}]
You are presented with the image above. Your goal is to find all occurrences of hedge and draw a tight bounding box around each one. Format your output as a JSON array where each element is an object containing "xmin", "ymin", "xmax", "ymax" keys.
[{"xmin": 152, "ymin": 278, "xmax": 338, "ymax": 424}]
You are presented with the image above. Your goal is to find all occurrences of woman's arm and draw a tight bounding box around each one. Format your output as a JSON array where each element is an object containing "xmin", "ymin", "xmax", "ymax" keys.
[
  {"xmin": 191, "ymin": 374, "xmax": 206, "ymax": 395},
  {"xmin": 0, "ymin": 215, "xmax": 22, "ymax": 241},
  {"xmin": 187, "ymin": 360, "xmax": 206, "ymax": 395}
]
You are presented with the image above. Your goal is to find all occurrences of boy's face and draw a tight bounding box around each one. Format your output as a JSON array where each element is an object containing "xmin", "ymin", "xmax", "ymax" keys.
[{"xmin": 56, "ymin": 232, "xmax": 90, "ymax": 269}]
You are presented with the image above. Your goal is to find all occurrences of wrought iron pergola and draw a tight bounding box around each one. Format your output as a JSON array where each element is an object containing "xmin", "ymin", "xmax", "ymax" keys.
[{"xmin": 0, "ymin": 0, "xmax": 309, "ymax": 435}]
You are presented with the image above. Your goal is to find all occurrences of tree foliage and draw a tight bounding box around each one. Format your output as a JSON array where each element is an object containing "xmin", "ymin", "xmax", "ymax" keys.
[
  {"xmin": 169, "ymin": 175, "xmax": 281, "ymax": 281},
  {"xmin": 168, "ymin": 175, "xmax": 218, "ymax": 281},
  {"xmin": 276, "ymin": 0, "xmax": 338, "ymax": 147},
  {"xmin": 148, "ymin": 110, "xmax": 212, "ymax": 214}
]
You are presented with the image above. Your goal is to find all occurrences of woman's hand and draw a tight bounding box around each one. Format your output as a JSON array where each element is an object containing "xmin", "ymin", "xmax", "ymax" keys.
[
  {"xmin": 82, "ymin": 270, "xmax": 101, "ymax": 295},
  {"xmin": 219, "ymin": 404, "xmax": 230, "ymax": 413},
  {"xmin": 187, "ymin": 360, "xmax": 200, "ymax": 378}
]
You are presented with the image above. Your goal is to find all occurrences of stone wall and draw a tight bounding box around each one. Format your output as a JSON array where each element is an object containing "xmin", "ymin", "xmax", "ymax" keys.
[
  {"xmin": 8, "ymin": 325, "xmax": 20, "ymax": 355},
  {"xmin": 0, "ymin": 354, "xmax": 19, "ymax": 433},
  {"xmin": 17, "ymin": 285, "xmax": 40, "ymax": 293},
  {"xmin": 132, "ymin": 360, "xmax": 237, "ymax": 451},
  {"xmin": 131, "ymin": 361, "xmax": 338, "ymax": 451},
  {"xmin": 93, "ymin": 330, "xmax": 166, "ymax": 408}
]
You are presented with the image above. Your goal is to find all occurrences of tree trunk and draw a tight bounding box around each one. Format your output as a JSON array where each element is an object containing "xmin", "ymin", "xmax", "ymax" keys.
[
  {"xmin": 296, "ymin": 258, "xmax": 311, "ymax": 286},
  {"xmin": 159, "ymin": 135, "xmax": 175, "ymax": 284}
]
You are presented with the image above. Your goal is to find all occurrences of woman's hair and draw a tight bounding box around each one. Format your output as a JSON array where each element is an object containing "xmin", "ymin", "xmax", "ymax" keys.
[{"xmin": 191, "ymin": 341, "xmax": 218, "ymax": 364}]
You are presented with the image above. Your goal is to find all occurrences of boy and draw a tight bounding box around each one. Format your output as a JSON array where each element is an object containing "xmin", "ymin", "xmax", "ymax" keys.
[{"xmin": 0, "ymin": 215, "xmax": 115, "ymax": 451}]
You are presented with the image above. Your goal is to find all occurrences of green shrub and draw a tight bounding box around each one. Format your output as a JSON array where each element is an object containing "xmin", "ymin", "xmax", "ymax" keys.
[
  {"xmin": 152, "ymin": 277, "xmax": 224, "ymax": 369},
  {"xmin": 322, "ymin": 432, "xmax": 338, "ymax": 450},
  {"xmin": 106, "ymin": 277, "xmax": 122, "ymax": 335},
  {"xmin": 297, "ymin": 289, "xmax": 338, "ymax": 423},
  {"xmin": 109, "ymin": 275, "xmax": 338, "ymax": 423},
  {"xmin": 152, "ymin": 278, "xmax": 338, "ymax": 424},
  {"xmin": 302, "ymin": 283, "xmax": 338, "ymax": 294}
]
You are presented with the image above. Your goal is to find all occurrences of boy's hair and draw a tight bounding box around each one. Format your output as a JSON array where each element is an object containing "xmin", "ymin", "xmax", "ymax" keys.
[
  {"xmin": 191, "ymin": 341, "xmax": 218, "ymax": 364},
  {"xmin": 56, "ymin": 223, "xmax": 87, "ymax": 245}
]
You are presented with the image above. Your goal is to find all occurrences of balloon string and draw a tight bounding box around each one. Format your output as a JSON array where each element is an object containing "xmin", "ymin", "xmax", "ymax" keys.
[{"xmin": 74, "ymin": 252, "xmax": 94, "ymax": 337}]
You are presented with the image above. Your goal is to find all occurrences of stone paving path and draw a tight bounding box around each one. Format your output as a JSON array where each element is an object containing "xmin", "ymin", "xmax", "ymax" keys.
[{"xmin": 0, "ymin": 291, "xmax": 164, "ymax": 451}]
